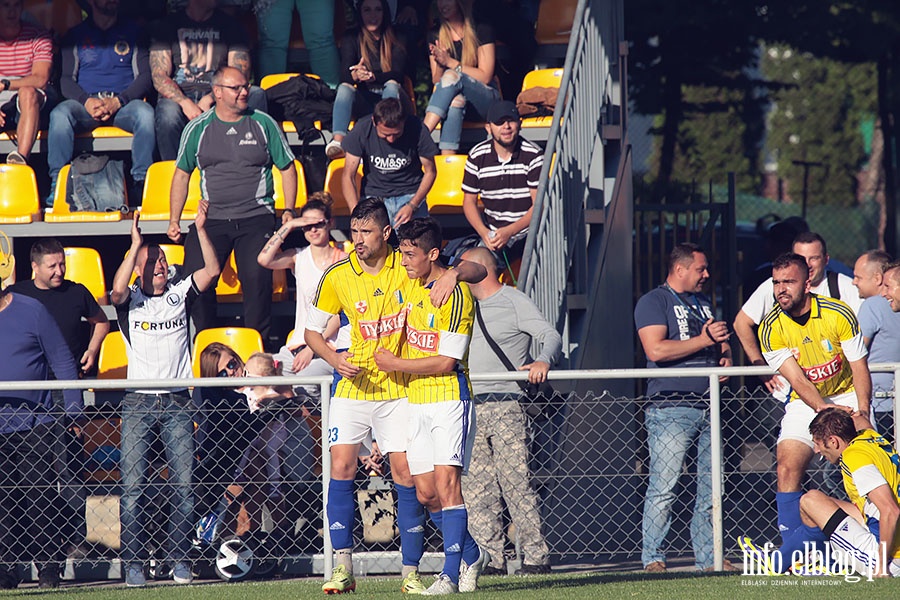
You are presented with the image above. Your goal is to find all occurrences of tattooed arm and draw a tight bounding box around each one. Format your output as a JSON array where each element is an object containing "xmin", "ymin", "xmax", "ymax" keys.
[{"xmin": 150, "ymin": 48, "xmax": 185, "ymax": 102}]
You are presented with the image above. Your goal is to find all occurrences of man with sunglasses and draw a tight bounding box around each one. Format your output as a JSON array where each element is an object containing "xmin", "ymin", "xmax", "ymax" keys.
[
  {"xmin": 111, "ymin": 205, "xmax": 220, "ymax": 587},
  {"xmin": 168, "ymin": 65, "xmax": 297, "ymax": 346}
]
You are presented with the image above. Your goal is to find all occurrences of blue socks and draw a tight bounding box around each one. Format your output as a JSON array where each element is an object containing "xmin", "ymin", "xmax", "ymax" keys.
[
  {"xmin": 396, "ymin": 484, "xmax": 426, "ymax": 567},
  {"xmin": 776, "ymin": 491, "xmax": 803, "ymax": 538},
  {"xmin": 441, "ymin": 506, "xmax": 467, "ymax": 585},
  {"xmin": 429, "ymin": 509, "xmax": 444, "ymax": 531},
  {"xmin": 326, "ymin": 479, "xmax": 355, "ymax": 551}
]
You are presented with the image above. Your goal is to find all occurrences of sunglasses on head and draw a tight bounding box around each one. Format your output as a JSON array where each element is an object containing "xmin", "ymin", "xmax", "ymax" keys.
[
  {"xmin": 301, "ymin": 220, "xmax": 328, "ymax": 233},
  {"xmin": 217, "ymin": 358, "xmax": 239, "ymax": 377}
]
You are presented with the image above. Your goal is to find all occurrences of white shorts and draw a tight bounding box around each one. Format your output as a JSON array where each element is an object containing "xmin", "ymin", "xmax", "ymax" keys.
[
  {"xmin": 328, "ymin": 396, "xmax": 409, "ymax": 454},
  {"xmin": 407, "ymin": 399, "xmax": 475, "ymax": 476},
  {"xmin": 778, "ymin": 390, "xmax": 859, "ymax": 448},
  {"xmin": 830, "ymin": 514, "xmax": 900, "ymax": 577}
]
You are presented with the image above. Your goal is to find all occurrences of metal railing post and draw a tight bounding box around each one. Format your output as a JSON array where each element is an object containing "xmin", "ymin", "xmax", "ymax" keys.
[
  {"xmin": 321, "ymin": 379, "xmax": 333, "ymax": 579},
  {"xmin": 708, "ymin": 374, "xmax": 723, "ymax": 571}
]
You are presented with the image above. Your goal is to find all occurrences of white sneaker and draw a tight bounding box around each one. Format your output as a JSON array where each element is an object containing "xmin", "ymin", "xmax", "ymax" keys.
[
  {"xmin": 422, "ymin": 574, "xmax": 459, "ymax": 595},
  {"xmin": 458, "ymin": 547, "xmax": 490, "ymax": 592},
  {"xmin": 325, "ymin": 139, "xmax": 344, "ymax": 160}
]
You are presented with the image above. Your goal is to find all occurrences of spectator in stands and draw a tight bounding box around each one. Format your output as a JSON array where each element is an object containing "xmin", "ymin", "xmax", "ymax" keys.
[
  {"xmin": 150, "ymin": 0, "xmax": 266, "ymax": 160},
  {"xmin": 422, "ymin": 0, "xmax": 500, "ymax": 154},
  {"xmin": 460, "ymin": 246, "xmax": 558, "ymax": 575},
  {"xmin": 8, "ymin": 238, "xmax": 110, "ymax": 563},
  {"xmin": 462, "ymin": 100, "xmax": 542, "ymax": 281},
  {"xmin": 167, "ymin": 65, "xmax": 297, "ymax": 344},
  {"xmin": 256, "ymin": 193, "xmax": 348, "ymax": 399},
  {"xmin": 111, "ymin": 208, "xmax": 220, "ymax": 587},
  {"xmin": 634, "ymin": 242, "xmax": 735, "ymax": 573},
  {"xmin": 49, "ymin": 0, "xmax": 156, "ymax": 205},
  {"xmin": 254, "ymin": 0, "xmax": 339, "ymax": 85},
  {"xmin": 0, "ymin": 285, "xmax": 82, "ymax": 589},
  {"xmin": 0, "ymin": 0, "xmax": 54, "ymax": 165},
  {"xmin": 853, "ymin": 250, "xmax": 900, "ymax": 440},
  {"xmin": 342, "ymin": 97, "xmax": 437, "ymax": 227},
  {"xmin": 325, "ymin": 0, "xmax": 409, "ymax": 160}
]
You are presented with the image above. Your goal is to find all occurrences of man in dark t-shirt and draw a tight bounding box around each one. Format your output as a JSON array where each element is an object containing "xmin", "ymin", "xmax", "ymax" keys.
[
  {"xmin": 633, "ymin": 242, "xmax": 735, "ymax": 574},
  {"xmin": 342, "ymin": 97, "xmax": 437, "ymax": 228},
  {"xmin": 149, "ymin": 0, "xmax": 266, "ymax": 159}
]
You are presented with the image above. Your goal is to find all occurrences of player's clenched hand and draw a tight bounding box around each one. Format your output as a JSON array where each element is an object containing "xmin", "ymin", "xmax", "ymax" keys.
[
  {"xmin": 333, "ymin": 351, "xmax": 361, "ymax": 378},
  {"xmin": 373, "ymin": 347, "xmax": 400, "ymax": 372}
]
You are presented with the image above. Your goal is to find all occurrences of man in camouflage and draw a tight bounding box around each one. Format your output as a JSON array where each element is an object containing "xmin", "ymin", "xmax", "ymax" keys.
[{"xmin": 459, "ymin": 248, "xmax": 561, "ymax": 574}]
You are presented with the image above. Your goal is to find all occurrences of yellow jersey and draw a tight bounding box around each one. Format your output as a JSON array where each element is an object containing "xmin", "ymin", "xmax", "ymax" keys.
[
  {"xmin": 310, "ymin": 248, "xmax": 412, "ymax": 401},
  {"xmin": 840, "ymin": 429, "xmax": 900, "ymax": 558},
  {"xmin": 758, "ymin": 294, "xmax": 866, "ymax": 402},
  {"xmin": 404, "ymin": 278, "xmax": 475, "ymax": 404}
]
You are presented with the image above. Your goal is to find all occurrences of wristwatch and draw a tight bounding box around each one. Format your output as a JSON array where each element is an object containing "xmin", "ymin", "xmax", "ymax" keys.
[
  {"xmin": 454, "ymin": 64, "xmax": 463, "ymax": 75},
  {"xmin": 0, "ymin": 79, "xmax": 10, "ymax": 92}
]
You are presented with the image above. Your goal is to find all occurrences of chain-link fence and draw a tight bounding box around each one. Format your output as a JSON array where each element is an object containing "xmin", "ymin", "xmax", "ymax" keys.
[{"xmin": 0, "ymin": 368, "xmax": 896, "ymax": 583}]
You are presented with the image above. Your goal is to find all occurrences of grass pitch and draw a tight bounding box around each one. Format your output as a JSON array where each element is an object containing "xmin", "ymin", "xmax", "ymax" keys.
[{"xmin": 3, "ymin": 571, "xmax": 895, "ymax": 600}]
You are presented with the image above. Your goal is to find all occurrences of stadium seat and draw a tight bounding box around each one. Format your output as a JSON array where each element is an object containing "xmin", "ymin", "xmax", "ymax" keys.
[
  {"xmin": 274, "ymin": 159, "xmax": 308, "ymax": 211},
  {"xmin": 0, "ymin": 164, "xmax": 41, "ymax": 223},
  {"xmin": 535, "ymin": 0, "xmax": 577, "ymax": 48},
  {"xmin": 260, "ymin": 73, "xmax": 327, "ymax": 133},
  {"xmin": 45, "ymin": 164, "xmax": 125, "ymax": 222},
  {"xmin": 23, "ymin": 0, "xmax": 84, "ymax": 38},
  {"xmin": 140, "ymin": 161, "xmax": 202, "ymax": 221},
  {"xmin": 323, "ymin": 158, "xmax": 362, "ymax": 217},
  {"xmin": 520, "ymin": 68, "xmax": 563, "ymax": 128},
  {"xmin": 428, "ymin": 155, "xmax": 468, "ymax": 214},
  {"xmin": 216, "ymin": 250, "xmax": 289, "ymax": 304},
  {"xmin": 63, "ymin": 246, "xmax": 107, "ymax": 303},
  {"xmin": 192, "ymin": 327, "xmax": 264, "ymax": 377},
  {"xmin": 97, "ymin": 331, "xmax": 127, "ymax": 380}
]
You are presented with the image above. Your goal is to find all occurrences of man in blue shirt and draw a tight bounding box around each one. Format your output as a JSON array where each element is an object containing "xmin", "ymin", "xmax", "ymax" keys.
[
  {"xmin": 47, "ymin": 0, "xmax": 155, "ymax": 204},
  {"xmin": 0, "ymin": 288, "xmax": 81, "ymax": 589}
]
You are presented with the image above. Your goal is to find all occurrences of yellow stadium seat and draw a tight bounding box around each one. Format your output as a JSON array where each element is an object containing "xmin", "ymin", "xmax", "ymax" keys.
[
  {"xmin": 97, "ymin": 331, "xmax": 127, "ymax": 380},
  {"xmin": 63, "ymin": 246, "xmax": 107, "ymax": 302},
  {"xmin": 274, "ymin": 159, "xmax": 307, "ymax": 211},
  {"xmin": 140, "ymin": 161, "xmax": 201, "ymax": 221},
  {"xmin": 522, "ymin": 68, "xmax": 564, "ymax": 91},
  {"xmin": 428, "ymin": 155, "xmax": 467, "ymax": 214},
  {"xmin": 216, "ymin": 250, "xmax": 289, "ymax": 304},
  {"xmin": 0, "ymin": 164, "xmax": 41, "ymax": 223},
  {"xmin": 192, "ymin": 327, "xmax": 264, "ymax": 377},
  {"xmin": 324, "ymin": 158, "xmax": 363, "ymax": 217},
  {"xmin": 45, "ymin": 164, "xmax": 125, "ymax": 222}
]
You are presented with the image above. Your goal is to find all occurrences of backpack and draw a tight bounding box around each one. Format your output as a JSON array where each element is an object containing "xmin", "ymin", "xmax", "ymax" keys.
[
  {"xmin": 264, "ymin": 74, "xmax": 336, "ymax": 137},
  {"xmin": 66, "ymin": 153, "xmax": 127, "ymax": 212}
]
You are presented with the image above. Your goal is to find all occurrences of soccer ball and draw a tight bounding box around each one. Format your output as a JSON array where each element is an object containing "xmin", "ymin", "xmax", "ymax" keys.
[{"xmin": 214, "ymin": 536, "xmax": 254, "ymax": 581}]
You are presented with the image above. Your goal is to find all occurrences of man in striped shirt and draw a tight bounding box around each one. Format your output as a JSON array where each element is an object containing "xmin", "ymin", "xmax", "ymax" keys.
[
  {"xmin": 461, "ymin": 100, "xmax": 543, "ymax": 275},
  {"xmin": 0, "ymin": 0, "xmax": 53, "ymax": 165}
]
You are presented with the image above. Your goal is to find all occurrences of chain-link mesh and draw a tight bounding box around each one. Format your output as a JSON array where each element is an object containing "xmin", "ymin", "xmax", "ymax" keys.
[{"xmin": 0, "ymin": 380, "xmax": 877, "ymax": 581}]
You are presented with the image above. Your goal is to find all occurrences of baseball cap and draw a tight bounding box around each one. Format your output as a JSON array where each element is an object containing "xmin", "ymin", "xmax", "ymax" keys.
[{"xmin": 486, "ymin": 100, "xmax": 519, "ymax": 124}]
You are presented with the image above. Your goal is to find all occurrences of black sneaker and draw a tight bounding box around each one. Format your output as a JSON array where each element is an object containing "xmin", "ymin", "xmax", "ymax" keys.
[
  {"xmin": 514, "ymin": 564, "xmax": 552, "ymax": 575},
  {"xmin": 482, "ymin": 566, "xmax": 507, "ymax": 576}
]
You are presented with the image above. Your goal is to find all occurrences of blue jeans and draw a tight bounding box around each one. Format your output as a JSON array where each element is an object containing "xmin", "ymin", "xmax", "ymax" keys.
[
  {"xmin": 154, "ymin": 87, "xmax": 268, "ymax": 160},
  {"xmin": 373, "ymin": 193, "xmax": 428, "ymax": 227},
  {"xmin": 426, "ymin": 71, "xmax": 500, "ymax": 151},
  {"xmin": 332, "ymin": 80, "xmax": 401, "ymax": 137},
  {"xmin": 48, "ymin": 98, "xmax": 155, "ymax": 190},
  {"xmin": 120, "ymin": 392, "xmax": 195, "ymax": 564},
  {"xmin": 256, "ymin": 0, "xmax": 339, "ymax": 85},
  {"xmin": 642, "ymin": 406, "xmax": 713, "ymax": 570}
]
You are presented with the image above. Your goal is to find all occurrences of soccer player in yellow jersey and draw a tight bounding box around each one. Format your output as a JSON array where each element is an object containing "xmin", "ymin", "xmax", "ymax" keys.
[
  {"xmin": 793, "ymin": 409, "xmax": 900, "ymax": 577},
  {"xmin": 374, "ymin": 218, "xmax": 489, "ymax": 595},
  {"xmin": 304, "ymin": 201, "xmax": 486, "ymax": 595},
  {"xmin": 740, "ymin": 252, "xmax": 872, "ymax": 573}
]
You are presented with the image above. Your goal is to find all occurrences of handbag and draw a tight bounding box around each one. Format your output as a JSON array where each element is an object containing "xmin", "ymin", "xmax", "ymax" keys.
[{"xmin": 474, "ymin": 302, "xmax": 556, "ymax": 418}]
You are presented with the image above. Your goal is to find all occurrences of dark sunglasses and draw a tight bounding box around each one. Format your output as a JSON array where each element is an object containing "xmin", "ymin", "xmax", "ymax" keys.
[
  {"xmin": 217, "ymin": 358, "xmax": 239, "ymax": 377},
  {"xmin": 301, "ymin": 220, "xmax": 328, "ymax": 233}
]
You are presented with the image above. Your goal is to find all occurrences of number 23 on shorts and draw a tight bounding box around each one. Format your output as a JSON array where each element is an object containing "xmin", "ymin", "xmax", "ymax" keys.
[{"xmin": 329, "ymin": 427, "xmax": 339, "ymax": 443}]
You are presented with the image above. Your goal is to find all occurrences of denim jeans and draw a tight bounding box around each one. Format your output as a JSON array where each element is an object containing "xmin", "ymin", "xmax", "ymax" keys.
[
  {"xmin": 332, "ymin": 80, "xmax": 401, "ymax": 137},
  {"xmin": 426, "ymin": 72, "xmax": 500, "ymax": 151},
  {"xmin": 154, "ymin": 87, "xmax": 268, "ymax": 160},
  {"xmin": 642, "ymin": 406, "xmax": 713, "ymax": 570},
  {"xmin": 120, "ymin": 392, "xmax": 195, "ymax": 564},
  {"xmin": 374, "ymin": 193, "xmax": 428, "ymax": 228},
  {"xmin": 256, "ymin": 0, "xmax": 339, "ymax": 85},
  {"xmin": 48, "ymin": 98, "xmax": 155, "ymax": 190}
]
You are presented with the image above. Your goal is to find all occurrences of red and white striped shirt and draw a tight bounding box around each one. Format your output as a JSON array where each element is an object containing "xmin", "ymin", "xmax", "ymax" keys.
[{"xmin": 0, "ymin": 22, "xmax": 52, "ymax": 79}]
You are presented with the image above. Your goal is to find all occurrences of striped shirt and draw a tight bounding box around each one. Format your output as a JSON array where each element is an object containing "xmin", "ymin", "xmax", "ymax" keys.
[
  {"xmin": 461, "ymin": 137, "xmax": 543, "ymax": 243},
  {"xmin": 0, "ymin": 22, "xmax": 52, "ymax": 78},
  {"xmin": 308, "ymin": 248, "xmax": 412, "ymax": 401},
  {"xmin": 404, "ymin": 279, "xmax": 474, "ymax": 405},
  {"xmin": 758, "ymin": 294, "xmax": 867, "ymax": 402}
]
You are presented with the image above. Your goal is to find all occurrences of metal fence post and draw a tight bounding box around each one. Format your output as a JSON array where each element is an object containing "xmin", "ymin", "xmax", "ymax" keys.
[
  {"xmin": 708, "ymin": 374, "xmax": 723, "ymax": 571},
  {"xmin": 321, "ymin": 379, "xmax": 333, "ymax": 579}
]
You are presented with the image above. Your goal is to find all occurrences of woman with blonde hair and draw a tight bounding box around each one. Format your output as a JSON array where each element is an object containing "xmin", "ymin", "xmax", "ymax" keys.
[{"xmin": 422, "ymin": 0, "xmax": 500, "ymax": 154}]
